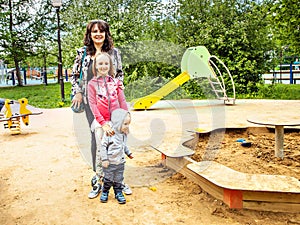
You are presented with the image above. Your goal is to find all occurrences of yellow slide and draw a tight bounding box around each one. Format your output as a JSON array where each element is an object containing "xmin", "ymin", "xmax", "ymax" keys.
[{"xmin": 132, "ymin": 71, "xmax": 190, "ymax": 110}]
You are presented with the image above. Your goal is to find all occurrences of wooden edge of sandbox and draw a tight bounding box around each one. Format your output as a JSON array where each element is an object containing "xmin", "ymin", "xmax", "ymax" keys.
[{"xmin": 154, "ymin": 151, "xmax": 300, "ymax": 213}]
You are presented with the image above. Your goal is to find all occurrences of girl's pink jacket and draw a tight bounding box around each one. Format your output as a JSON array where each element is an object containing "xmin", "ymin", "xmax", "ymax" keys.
[{"xmin": 87, "ymin": 76, "xmax": 128, "ymax": 126}]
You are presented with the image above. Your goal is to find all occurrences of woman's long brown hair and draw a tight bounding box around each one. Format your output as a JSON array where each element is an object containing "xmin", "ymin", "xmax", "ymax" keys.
[{"xmin": 83, "ymin": 20, "xmax": 114, "ymax": 56}]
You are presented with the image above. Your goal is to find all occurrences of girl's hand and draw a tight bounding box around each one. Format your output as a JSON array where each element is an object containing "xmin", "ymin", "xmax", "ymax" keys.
[
  {"xmin": 102, "ymin": 161, "xmax": 109, "ymax": 168},
  {"xmin": 118, "ymin": 83, "xmax": 125, "ymax": 90},
  {"xmin": 102, "ymin": 123, "xmax": 115, "ymax": 136}
]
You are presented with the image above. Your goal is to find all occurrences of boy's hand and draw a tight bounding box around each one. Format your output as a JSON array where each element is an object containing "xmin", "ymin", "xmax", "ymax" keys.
[
  {"xmin": 128, "ymin": 154, "xmax": 134, "ymax": 159},
  {"xmin": 102, "ymin": 161, "xmax": 109, "ymax": 168}
]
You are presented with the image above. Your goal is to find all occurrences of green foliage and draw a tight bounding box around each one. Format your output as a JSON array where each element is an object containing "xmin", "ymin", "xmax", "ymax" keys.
[
  {"xmin": 177, "ymin": 0, "xmax": 275, "ymax": 94},
  {"xmin": 0, "ymin": 82, "xmax": 72, "ymax": 109},
  {"xmin": 237, "ymin": 83, "xmax": 300, "ymax": 100},
  {"xmin": 0, "ymin": 0, "xmax": 55, "ymax": 85},
  {"xmin": 62, "ymin": 0, "xmax": 157, "ymax": 67},
  {"xmin": 270, "ymin": 0, "xmax": 300, "ymax": 54},
  {"xmin": 0, "ymin": 0, "xmax": 299, "ymax": 98}
]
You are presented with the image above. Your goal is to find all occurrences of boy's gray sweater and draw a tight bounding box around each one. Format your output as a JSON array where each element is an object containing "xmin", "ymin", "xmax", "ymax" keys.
[{"xmin": 100, "ymin": 108, "xmax": 131, "ymax": 165}]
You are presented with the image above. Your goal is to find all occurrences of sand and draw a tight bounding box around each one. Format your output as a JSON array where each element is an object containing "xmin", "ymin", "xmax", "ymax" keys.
[{"xmin": 1, "ymin": 99, "xmax": 300, "ymax": 225}]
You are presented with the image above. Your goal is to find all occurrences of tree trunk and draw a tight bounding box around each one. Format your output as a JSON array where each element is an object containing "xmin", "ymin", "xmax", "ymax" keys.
[
  {"xmin": 14, "ymin": 60, "xmax": 23, "ymax": 86},
  {"xmin": 43, "ymin": 53, "xmax": 48, "ymax": 85}
]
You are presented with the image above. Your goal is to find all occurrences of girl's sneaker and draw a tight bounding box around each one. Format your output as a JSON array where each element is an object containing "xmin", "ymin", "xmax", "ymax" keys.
[
  {"xmin": 115, "ymin": 192, "xmax": 126, "ymax": 204},
  {"xmin": 88, "ymin": 183, "xmax": 101, "ymax": 199},
  {"xmin": 100, "ymin": 192, "xmax": 109, "ymax": 203},
  {"xmin": 91, "ymin": 175, "xmax": 98, "ymax": 186},
  {"xmin": 122, "ymin": 183, "xmax": 132, "ymax": 195}
]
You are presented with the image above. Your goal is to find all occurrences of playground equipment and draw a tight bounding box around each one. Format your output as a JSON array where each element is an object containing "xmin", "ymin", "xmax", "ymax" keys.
[
  {"xmin": 0, "ymin": 98, "xmax": 42, "ymax": 134},
  {"xmin": 132, "ymin": 46, "xmax": 236, "ymax": 109}
]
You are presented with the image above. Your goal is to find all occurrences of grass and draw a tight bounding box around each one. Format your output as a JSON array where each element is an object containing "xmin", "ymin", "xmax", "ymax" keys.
[
  {"xmin": 0, "ymin": 82, "xmax": 72, "ymax": 109},
  {"xmin": 0, "ymin": 82, "xmax": 300, "ymax": 109}
]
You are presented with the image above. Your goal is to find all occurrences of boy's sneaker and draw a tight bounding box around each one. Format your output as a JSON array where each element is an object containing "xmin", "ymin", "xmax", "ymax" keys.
[
  {"xmin": 88, "ymin": 183, "xmax": 101, "ymax": 199},
  {"xmin": 100, "ymin": 192, "xmax": 109, "ymax": 203},
  {"xmin": 122, "ymin": 183, "xmax": 132, "ymax": 195},
  {"xmin": 115, "ymin": 192, "xmax": 126, "ymax": 204}
]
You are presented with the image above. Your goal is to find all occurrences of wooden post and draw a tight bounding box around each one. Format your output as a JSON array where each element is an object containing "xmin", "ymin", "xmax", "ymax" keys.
[
  {"xmin": 223, "ymin": 189, "xmax": 243, "ymax": 209},
  {"xmin": 275, "ymin": 125, "xmax": 284, "ymax": 159},
  {"xmin": 161, "ymin": 153, "xmax": 166, "ymax": 167}
]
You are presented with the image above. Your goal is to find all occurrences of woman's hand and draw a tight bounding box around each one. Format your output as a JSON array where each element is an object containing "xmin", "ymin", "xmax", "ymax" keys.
[
  {"xmin": 71, "ymin": 93, "xmax": 83, "ymax": 109},
  {"xmin": 102, "ymin": 123, "xmax": 115, "ymax": 136}
]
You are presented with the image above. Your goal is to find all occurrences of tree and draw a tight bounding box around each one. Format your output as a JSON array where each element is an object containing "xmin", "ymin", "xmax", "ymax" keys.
[
  {"xmin": 62, "ymin": 0, "xmax": 161, "ymax": 74},
  {"xmin": 270, "ymin": 0, "xmax": 300, "ymax": 55},
  {"xmin": 176, "ymin": 0, "xmax": 276, "ymax": 94},
  {"xmin": 0, "ymin": 0, "xmax": 52, "ymax": 86}
]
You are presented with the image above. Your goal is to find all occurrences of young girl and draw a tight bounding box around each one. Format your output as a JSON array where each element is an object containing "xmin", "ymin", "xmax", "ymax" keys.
[
  {"xmin": 100, "ymin": 108, "xmax": 133, "ymax": 204},
  {"xmin": 87, "ymin": 52, "xmax": 128, "ymax": 196}
]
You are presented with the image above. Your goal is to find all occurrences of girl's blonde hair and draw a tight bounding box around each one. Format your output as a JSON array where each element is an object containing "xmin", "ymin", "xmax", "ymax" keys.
[{"xmin": 92, "ymin": 52, "xmax": 115, "ymax": 77}]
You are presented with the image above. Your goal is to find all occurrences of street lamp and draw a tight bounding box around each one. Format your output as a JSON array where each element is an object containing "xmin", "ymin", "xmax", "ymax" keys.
[{"xmin": 52, "ymin": 0, "xmax": 64, "ymax": 101}]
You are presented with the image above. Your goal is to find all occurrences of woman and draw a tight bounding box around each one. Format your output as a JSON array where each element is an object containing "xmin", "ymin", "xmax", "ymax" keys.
[{"xmin": 70, "ymin": 20, "xmax": 131, "ymax": 199}]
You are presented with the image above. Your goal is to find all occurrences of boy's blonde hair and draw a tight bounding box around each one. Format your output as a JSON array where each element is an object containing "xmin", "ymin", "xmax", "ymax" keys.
[{"xmin": 92, "ymin": 52, "xmax": 115, "ymax": 77}]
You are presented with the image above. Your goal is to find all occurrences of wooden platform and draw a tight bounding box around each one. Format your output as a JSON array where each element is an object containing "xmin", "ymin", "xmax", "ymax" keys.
[
  {"xmin": 151, "ymin": 144, "xmax": 194, "ymax": 158},
  {"xmin": 162, "ymin": 156, "xmax": 300, "ymax": 213}
]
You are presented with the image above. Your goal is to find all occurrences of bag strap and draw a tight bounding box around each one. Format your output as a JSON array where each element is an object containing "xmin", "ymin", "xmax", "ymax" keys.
[
  {"xmin": 79, "ymin": 46, "xmax": 87, "ymax": 80},
  {"xmin": 113, "ymin": 48, "xmax": 118, "ymax": 70}
]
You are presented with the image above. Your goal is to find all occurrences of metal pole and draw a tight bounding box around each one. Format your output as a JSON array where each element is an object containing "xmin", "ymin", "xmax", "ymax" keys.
[
  {"xmin": 290, "ymin": 62, "xmax": 293, "ymax": 84},
  {"xmin": 280, "ymin": 51, "xmax": 282, "ymax": 84},
  {"xmin": 56, "ymin": 7, "xmax": 65, "ymax": 101},
  {"xmin": 12, "ymin": 71, "xmax": 15, "ymax": 86},
  {"xmin": 23, "ymin": 68, "xmax": 27, "ymax": 85}
]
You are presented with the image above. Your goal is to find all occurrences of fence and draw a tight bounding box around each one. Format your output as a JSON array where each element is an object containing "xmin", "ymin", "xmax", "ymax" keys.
[
  {"xmin": 262, "ymin": 64, "xmax": 300, "ymax": 84},
  {"xmin": 0, "ymin": 68, "xmax": 72, "ymax": 86}
]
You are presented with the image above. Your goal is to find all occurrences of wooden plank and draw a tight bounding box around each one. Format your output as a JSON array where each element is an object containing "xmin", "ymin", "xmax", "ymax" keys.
[
  {"xmin": 243, "ymin": 201, "xmax": 300, "ymax": 213},
  {"xmin": 151, "ymin": 144, "xmax": 194, "ymax": 158},
  {"xmin": 161, "ymin": 153, "xmax": 300, "ymax": 212},
  {"xmin": 243, "ymin": 191, "xmax": 300, "ymax": 203},
  {"xmin": 166, "ymin": 157, "xmax": 223, "ymax": 200},
  {"xmin": 187, "ymin": 161, "xmax": 300, "ymax": 193}
]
